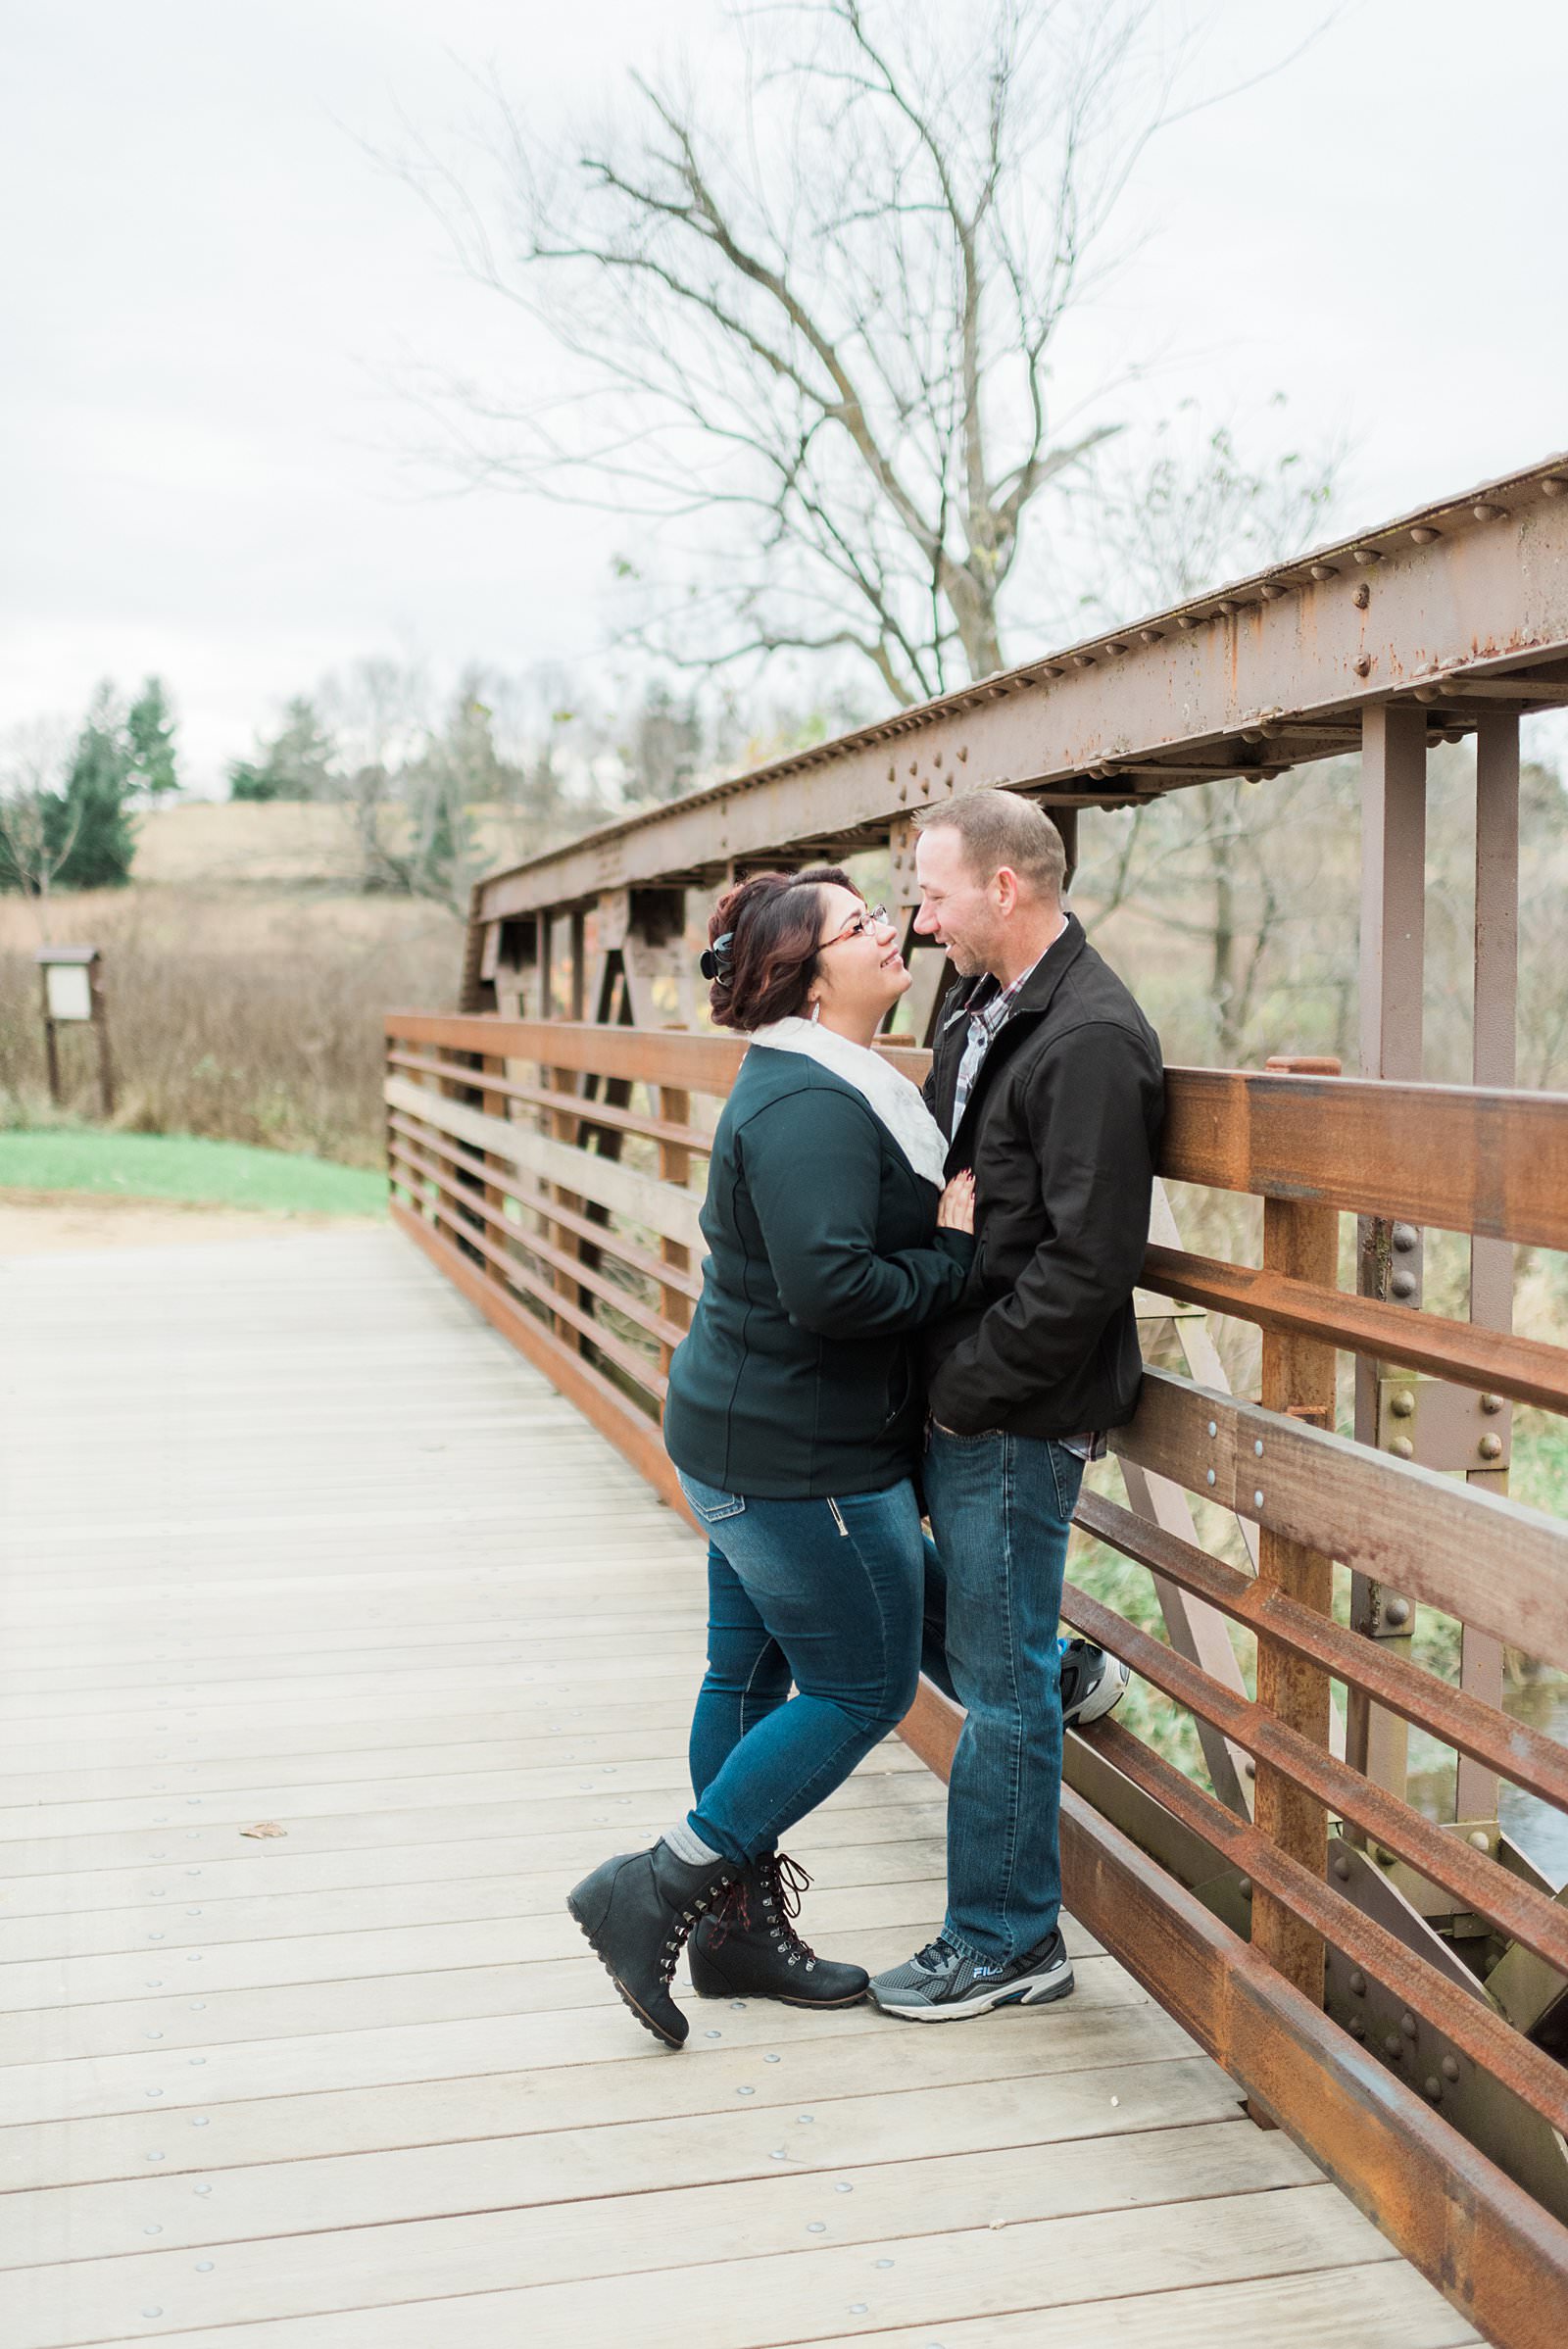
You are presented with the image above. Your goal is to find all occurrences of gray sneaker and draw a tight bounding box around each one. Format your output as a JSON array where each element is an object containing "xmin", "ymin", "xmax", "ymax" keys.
[
  {"xmin": 869, "ymin": 1928, "xmax": 1074, "ymax": 2022},
  {"xmin": 1059, "ymin": 1638, "xmax": 1130, "ymax": 1729}
]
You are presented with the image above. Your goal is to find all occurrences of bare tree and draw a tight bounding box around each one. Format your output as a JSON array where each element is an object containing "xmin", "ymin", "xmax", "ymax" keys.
[
  {"xmin": 395, "ymin": 1, "xmax": 1334, "ymax": 708},
  {"xmin": 0, "ymin": 720, "xmax": 82, "ymax": 927}
]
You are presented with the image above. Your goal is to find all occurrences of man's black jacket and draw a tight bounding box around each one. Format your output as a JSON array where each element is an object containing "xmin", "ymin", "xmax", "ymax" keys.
[{"xmin": 921, "ymin": 911, "xmax": 1164, "ymax": 1440}]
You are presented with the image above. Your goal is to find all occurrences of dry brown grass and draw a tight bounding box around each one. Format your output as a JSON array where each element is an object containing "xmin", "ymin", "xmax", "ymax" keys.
[{"xmin": 0, "ymin": 885, "xmax": 465, "ymax": 1165}]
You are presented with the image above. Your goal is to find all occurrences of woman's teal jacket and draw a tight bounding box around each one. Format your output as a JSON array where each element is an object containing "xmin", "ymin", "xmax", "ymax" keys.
[{"xmin": 662, "ymin": 1046, "xmax": 975, "ymax": 1499}]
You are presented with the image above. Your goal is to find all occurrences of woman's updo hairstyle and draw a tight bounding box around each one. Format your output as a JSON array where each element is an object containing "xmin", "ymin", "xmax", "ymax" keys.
[{"xmin": 704, "ymin": 866, "xmax": 858, "ymax": 1032}]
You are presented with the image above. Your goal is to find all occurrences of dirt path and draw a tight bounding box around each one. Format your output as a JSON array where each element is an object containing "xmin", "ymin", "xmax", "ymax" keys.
[{"xmin": 0, "ymin": 1189, "xmax": 383, "ymax": 1255}]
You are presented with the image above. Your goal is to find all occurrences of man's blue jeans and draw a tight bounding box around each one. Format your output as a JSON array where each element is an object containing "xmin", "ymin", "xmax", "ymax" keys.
[
  {"xmin": 920, "ymin": 1425, "xmax": 1085, "ymax": 1965},
  {"xmin": 678, "ymin": 1472, "xmax": 925, "ymax": 1864}
]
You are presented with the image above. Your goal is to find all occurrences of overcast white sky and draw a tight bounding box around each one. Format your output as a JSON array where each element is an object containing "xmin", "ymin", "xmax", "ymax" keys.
[{"xmin": 3, "ymin": 0, "xmax": 1565, "ymax": 792}]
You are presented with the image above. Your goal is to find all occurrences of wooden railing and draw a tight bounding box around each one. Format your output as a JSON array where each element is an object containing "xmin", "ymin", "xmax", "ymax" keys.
[{"xmin": 385, "ymin": 1010, "xmax": 1568, "ymax": 2349}]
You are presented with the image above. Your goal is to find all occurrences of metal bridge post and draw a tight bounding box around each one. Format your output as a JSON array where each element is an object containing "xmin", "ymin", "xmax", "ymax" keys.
[
  {"xmin": 1456, "ymin": 711, "xmax": 1521, "ymax": 1827},
  {"xmin": 1348, "ymin": 704, "xmax": 1427, "ymax": 1802}
]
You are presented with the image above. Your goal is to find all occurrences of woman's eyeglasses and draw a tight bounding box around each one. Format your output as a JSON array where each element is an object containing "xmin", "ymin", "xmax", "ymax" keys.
[{"xmin": 820, "ymin": 904, "xmax": 891, "ymax": 949}]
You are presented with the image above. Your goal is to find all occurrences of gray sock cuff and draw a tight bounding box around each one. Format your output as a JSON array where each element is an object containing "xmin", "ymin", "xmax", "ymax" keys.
[{"xmin": 662, "ymin": 1817, "xmax": 723, "ymax": 1869}]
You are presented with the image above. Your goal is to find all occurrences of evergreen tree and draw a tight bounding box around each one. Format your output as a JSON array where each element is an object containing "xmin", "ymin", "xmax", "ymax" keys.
[
  {"xmin": 229, "ymin": 697, "xmax": 337, "ymax": 801},
  {"xmin": 51, "ymin": 684, "xmax": 137, "ymax": 889},
  {"xmin": 126, "ymin": 677, "xmax": 180, "ymax": 798}
]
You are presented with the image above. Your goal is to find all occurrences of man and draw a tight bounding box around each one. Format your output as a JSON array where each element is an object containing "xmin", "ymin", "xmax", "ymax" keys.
[{"xmin": 870, "ymin": 791, "xmax": 1164, "ymax": 2022}]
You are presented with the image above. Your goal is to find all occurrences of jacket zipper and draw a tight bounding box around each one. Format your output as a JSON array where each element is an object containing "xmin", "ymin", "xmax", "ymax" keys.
[{"xmin": 827, "ymin": 1497, "xmax": 850, "ymax": 1538}]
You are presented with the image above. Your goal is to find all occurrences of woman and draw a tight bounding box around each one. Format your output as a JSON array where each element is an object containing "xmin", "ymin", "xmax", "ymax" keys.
[{"xmin": 567, "ymin": 867, "xmax": 974, "ymax": 2049}]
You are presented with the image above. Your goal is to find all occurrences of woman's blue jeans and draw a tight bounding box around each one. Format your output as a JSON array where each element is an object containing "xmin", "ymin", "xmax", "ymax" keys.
[
  {"xmin": 920, "ymin": 1425, "xmax": 1085, "ymax": 1965},
  {"xmin": 677, "ymin": 1471, "xmax": 927, "ymax": 1865}
]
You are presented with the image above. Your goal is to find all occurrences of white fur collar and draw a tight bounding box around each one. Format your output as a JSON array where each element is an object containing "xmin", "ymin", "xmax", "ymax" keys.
[{"xmin": 747, "ymin": 1016, "xmax": 949, "ymax": 1189}]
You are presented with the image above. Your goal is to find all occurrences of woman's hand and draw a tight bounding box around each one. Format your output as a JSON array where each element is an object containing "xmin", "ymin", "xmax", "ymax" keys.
[{"xmin": 937, "ymin": 1170, "xmax": 976, "ymax": 1233}]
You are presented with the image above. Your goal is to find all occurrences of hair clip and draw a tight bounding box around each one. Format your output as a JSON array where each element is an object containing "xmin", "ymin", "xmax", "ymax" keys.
[{"xmin": 699, "ymin": 930, "xmax": 735, "ymax": 983}]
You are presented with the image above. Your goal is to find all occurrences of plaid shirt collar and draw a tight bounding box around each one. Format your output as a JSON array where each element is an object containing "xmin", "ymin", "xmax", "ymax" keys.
[{"xmin": 950, "ymin": 954, "xmax": 1044, "ymax": 1134}]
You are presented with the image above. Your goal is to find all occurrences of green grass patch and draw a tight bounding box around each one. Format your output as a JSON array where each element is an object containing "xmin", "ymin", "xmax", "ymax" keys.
[{"xmin": 0, "ymin": 1129, "xmax": 386, "ymax": 1217}]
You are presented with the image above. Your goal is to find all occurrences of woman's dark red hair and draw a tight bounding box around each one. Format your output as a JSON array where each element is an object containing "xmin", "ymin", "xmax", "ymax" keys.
[{"xmin": 705, "ymin": 866, "xmax": 858, "ymax": 1032}]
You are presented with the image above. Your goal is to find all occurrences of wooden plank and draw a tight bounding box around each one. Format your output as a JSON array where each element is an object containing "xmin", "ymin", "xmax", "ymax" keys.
[
  {"xmin": 1, "ymin": 2000, "xmax": 1196, "ymax": 2192},
  {"xmin": 1116, "ymin": 1370, "xmax": 1568, "ymax": 1673},
  {"xmin": 1, "ymin": 2069, "xmax": 1249, "ymax": 2271},
  {"xmin": 43, "ymin": 2180, "xmax": 1389, "ymax": 2349}
]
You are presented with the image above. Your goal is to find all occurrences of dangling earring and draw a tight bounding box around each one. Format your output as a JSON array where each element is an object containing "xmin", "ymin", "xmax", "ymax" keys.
[{"xmin": 809, "ymin": 998, "xmax": 821, "ymax": 1024}]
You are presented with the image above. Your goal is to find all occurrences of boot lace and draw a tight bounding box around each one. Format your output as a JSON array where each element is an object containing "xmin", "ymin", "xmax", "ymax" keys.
[
  {"xmin": 658, "ymin": 1870, "xmax": 732, "ymax": 1986},
  {"xmin": 709, "ymin": 1851, "xmax": 819, "ymax": 1970}
]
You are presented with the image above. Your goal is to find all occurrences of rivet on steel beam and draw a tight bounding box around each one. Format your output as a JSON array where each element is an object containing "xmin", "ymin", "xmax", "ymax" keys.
[
  {"xmin": 1443, "ymin": 727, "xmax": 1465, "ymax": 743},
  {"xmin": 1309, "ymin": 563, "xmax": 1339, "ymax": 580},
  {"xmin": 1213, "ymin": 600, "xmax": 1237, "ymax": 616},
  {"xmin": 1389, "ymin": 1389, "xmax": 1415, "ymax": 1418},
  {"xmin": 1409, "ymin": 526, "xmax": 1441, "ymax": 544},
  {"xmin": 1238, "ymin": 1879, "xmax": 1251, "ymax": 1899},
  {"xmin": 1424, "ymin": 2076, "xmax": 1442, "ymax": 2101},
  {"xmin": 1074, "ymin": 653, "xmax": 1097, "ymax": 668},
  {"xmin": 1253, "ymin": 1439, "xmax": 1263, "ymax": 1457},
  {"xmin": 1390, "ymin": 1268, "xmax": 1418, "ymax": 1299},
  {"xmin": 1353, "ymin": 657, "xmax": 1372, "ymax": 677},
  {"xmin": 1104, "ymin": 639, "xmax": 1128, "ymax": 655},
  {"xmin": 1480, "ymin": 1393, "xmax": 1503, "ymax": 1413},
  {"xmin": 1384, "ymin": 1597, "xmax": 1411, "ymax": 1629},
  {"xmin": 1252, "ymin": 1489, "xmax": 1264, "ymax": 1510},
  {"xmin": 1479, "ymin": 1433, "xmax": 1504, "ymax": 1461},
  {"xmin": 1467, "ymin": 1828, "xmax": 1492, "ymax": 1852},
  {"xmin": 1258, "ymin": 582, "xmax": 1290, "ymax": 601},
  {"xmin": 1391, "ymin": 1223, "xmax": 1418, "ymax": 1251},
  {"xmin": 1348, "ymin": 2014, "xmax": 1365, "ymax": 2038},
  {"xmin": 1542, "ymin": 477, "xmax": 1567, "ymax": 498},
  {"xmin": 1244, "ymin": 1757, "xmax": 1256, "ymax": 1778},
  {"xmin": 1472, "ymin": 503, "xmax": 1505, "ymax": 522},
  {"xmin": 1039, "ymin": 663, "xmax": 1064, "ymax": 678},
  {"xmin": 1139, "ymin": 626, "xmax": 1164, "ymax": 643},
  {"xmin": 1207, "ymin": 1420, "xmax": 1217, "ymax": 1438},
  {"xmin": 1400, "ymin": 2012, "xmax": 1418, "ymax": 2038},
  {"xmin": 1384, "ymin": 2033, "xmax": 1403, "ymax": 2059},
  {"xmin": 1241, "ymin": 727, "xmax": 1263, "ymax": 743},
  {"xmin": 1176, "ymin": 614, "xmax": 1198, "ymax": 630},
  {"xmin": 1442, "ymin": 2054, "xmax": 1461, "ymax": 2081},
  {"xmin": 1348, "ymin": 1970, "xmax": 1367, "ymax": 1996},
  {"xmin": 1333, "ymin": 1855, "xmax": 1351, "ymax": 1881},
  {"xmin": 1390, "ymin": 1437, "xmax": 1414, "ymax": 1460},
  {"xmin": 1413, "ymin": 684, "xmax": 1442, "ymax": 702},
  {"xmin": 1352, "ymin": 584, "xmax": 1372, "ymax": 610},
  {"xmin": 1351, "ymin": 547, "xmax": 1384, "ymax": 565},
  {"xmin": 1206, "ymin": 1469, "xmax": 1216, "ymax": 1487}
]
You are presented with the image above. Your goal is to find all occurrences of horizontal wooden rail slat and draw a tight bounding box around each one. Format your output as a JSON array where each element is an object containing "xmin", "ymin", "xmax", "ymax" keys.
[
  {"xmin": 395, "ymin": 1170, "xmax": 669, "ymax": 1400},
  {"xmin": 1160, "ymin": 1067, "xmax": 1568, "ymax": 1248},
  {"xmin": 1056, "ymin": 1578, "xmax": 1568, "ymax": 1985},
  {"xmin": 1142, "ymin": 1245, "xmax": 1568, "ymax": 1412},
  {"xmin": 384, "ymin": 1073, "xmax": 705, "ymax": 1249},
  {"xmin": 391, "ymin": 1201, "xmax": 685, "ymax": 1510},
  {"xmin": 386, "ymin": 1046, "xmax": 712, "ymax": 1155},
  {"xmin": 899, "ymin": 1680, "xmax": 1568, "ymax": 2349},
  {"xmin": 1116, "ymin": 1373, "xmax": 1568, "ymax": 1673},
  {"xmin": 388, "ymin": 1137, "xmax": 687, "ymax": 1354},
  {"xmin": 1074, "ymin": 1489, "xmax": 1568, "ymax": 1816},
  {"xmin": 385, "ymin": 1113, "xmax": 706, "ymax": 1300},
  {"xmin": 386, "ymin": 1012, "xmax": 747, "ymax": 1094}
]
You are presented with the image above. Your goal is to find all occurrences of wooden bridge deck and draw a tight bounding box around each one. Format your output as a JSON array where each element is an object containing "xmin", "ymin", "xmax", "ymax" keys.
[{"xmin": 0, "ymin": 1225, "xmax": 1479, "ymax": 2348}]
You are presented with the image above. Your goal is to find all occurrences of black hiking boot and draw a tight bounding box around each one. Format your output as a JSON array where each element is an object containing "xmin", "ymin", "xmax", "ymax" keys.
[
  {"xmin": 566, "ymin": 1838, "xmax": 735, "ymax": 2049},
  {"xmin": 688, "ymin": 1851, "xmax": 869, "ymax": 2008}
]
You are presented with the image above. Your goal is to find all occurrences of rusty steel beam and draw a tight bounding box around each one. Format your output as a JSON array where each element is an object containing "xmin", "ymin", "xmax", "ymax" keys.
[
  {"xmin": 473, "ymin": 455, "xmax": 1568, "ymax": 922},
  {"xmin": 897, "ymin": 1681, "xmax": 1568, "ymax": 2349}
]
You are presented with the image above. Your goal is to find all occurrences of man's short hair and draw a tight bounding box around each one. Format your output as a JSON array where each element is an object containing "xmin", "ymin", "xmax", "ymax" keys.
[{"xmin": 915, "ymin": 789, "xmax": 1067, "ymax": 900}]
